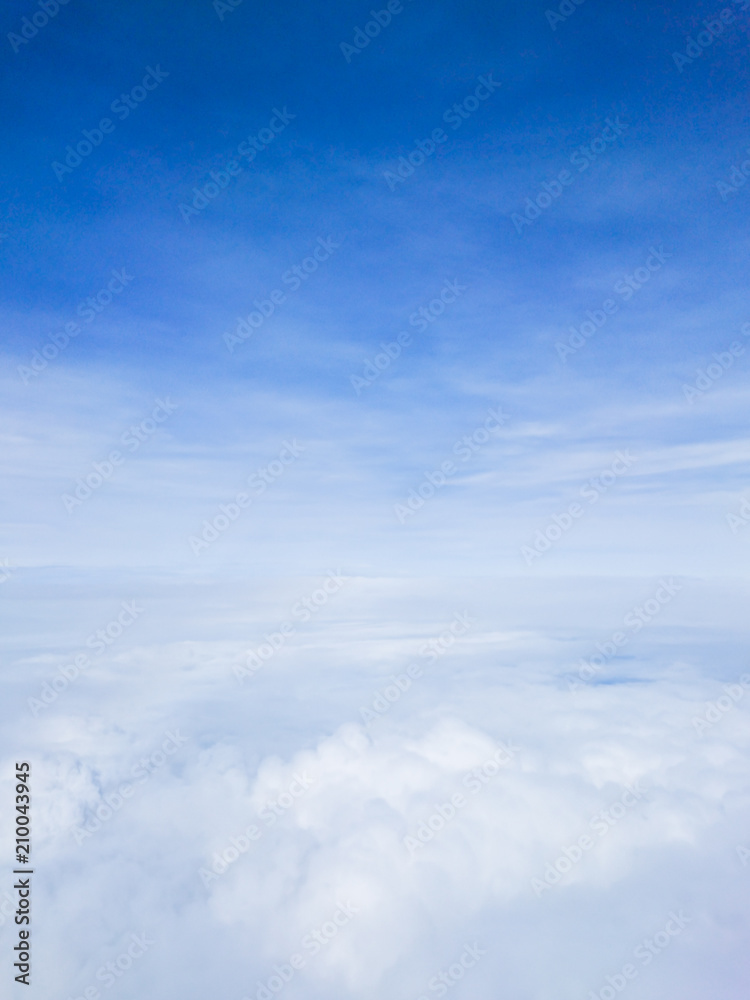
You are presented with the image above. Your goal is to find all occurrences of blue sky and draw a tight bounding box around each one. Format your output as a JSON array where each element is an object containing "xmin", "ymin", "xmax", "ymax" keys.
[
  {"xmin": 2, "ymin": 2, "xmax": 750, "ymax": 999},
  {"xmin": 2, "ymin": 0, "xmax": 750, "ymax": 582}
]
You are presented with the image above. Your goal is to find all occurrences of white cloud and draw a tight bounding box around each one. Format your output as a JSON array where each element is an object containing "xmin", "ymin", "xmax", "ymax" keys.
[{"xmin": 3, "ymin": 591, "xmax": 749, "ymax": 999}]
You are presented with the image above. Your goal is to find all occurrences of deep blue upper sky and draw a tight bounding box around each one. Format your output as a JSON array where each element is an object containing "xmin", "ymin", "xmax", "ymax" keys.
[
  {"xmin": 2, "ymin": 0, "xmax": 749, "ymax": 578},
  {"xmin": 3, "ymin": 0, "xmax": 748, "ymax": 371}
]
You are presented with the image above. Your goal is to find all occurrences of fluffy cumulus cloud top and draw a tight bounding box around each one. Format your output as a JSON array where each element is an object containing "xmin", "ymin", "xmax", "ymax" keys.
[{"xmin": 3, "ymin": 587, "xmax": 749, "ymax": 999}]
